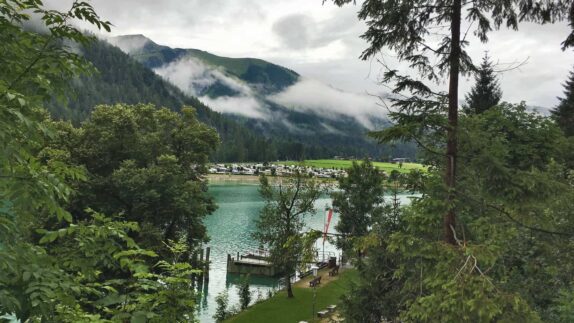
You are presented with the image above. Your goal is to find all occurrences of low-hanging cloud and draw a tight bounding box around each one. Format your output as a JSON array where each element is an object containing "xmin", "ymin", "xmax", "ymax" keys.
[
  {"xmin": 153, "ymin": 56, "xmax": 252, "ymax": 96},
  {"xmin": 107, "ymin": 35, "xmax": 150, "ymax": 54},
  {"xmin": 268, "ymin": 78, "xmax": 384, "ymax": 129},
  {"xmin": 152, "ymin": 56, "xmax": 266, "ymax": 119},
  {"xmin": 201, "ymin": 96, "xmax": 267, "ymax": 119}
]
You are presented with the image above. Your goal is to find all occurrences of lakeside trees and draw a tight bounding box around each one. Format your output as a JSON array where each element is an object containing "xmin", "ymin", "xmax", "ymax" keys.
[
  {"xmin": 333, "ymin": 103, "xmax": 574, "ymax": 322},
  {"xmin": 331, "ymin": 159, "xmax": 384, "ymax": 258},
  {"xmin": 254, "ymin": 173, "xmax": 321, "ymax": 298},
  {"xmin": 49, "ymin": 103, "xmax": 219, "ymax": 256},
  {"xmin": 331, "ymin": 0, "xmax": 571, "ymax": 245},
  {"xmin": 0, "ymin": 1, "xmax": 217, "ymax": 321}
]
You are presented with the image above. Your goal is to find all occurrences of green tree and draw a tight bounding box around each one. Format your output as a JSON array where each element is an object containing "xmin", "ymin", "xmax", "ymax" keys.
[
  {"xmin": 338, "ymin": 103, "xmax": 574, "ymax": 322},
  {"xmin": 0, "ymin": 2, "xmax": 204, "ymax": 321},
  {"xmin": 552, "ymin": 67, "xmax": 574, "ymax": 136},
  {"xmin": 213, "ymin": 291, "xmax": 229, "ymax": 322},
  {"xmin": 331, "ymin": 0, "xmax": 570, "ymax": 245},
  {"xmin": 464, "ymin": 53, "xmax": 503, "ymax": 114},
  {"xmin": 0, "ymin": 0, "xmax": 109, "ymax": 320},
  {"xmin": 238, "ymin": 275, "xmax": 252, "ymax": 310},
  {"xmin": 254, "ymin": 173, "xmax": 321, "ymax": 298},
  {"xmin": 331, "ymin": 159, "xmax": 384, "ymax": 258},
  {"xmin": 51, "ymin": 103, "xmax": 219, "ymax": 255}
]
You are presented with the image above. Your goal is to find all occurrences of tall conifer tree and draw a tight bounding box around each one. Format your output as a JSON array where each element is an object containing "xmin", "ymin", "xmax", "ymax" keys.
[
  {"xmin": 464, "ymin": 53, "xmax": 502, "ymax": 114},
  {"xmin": 552, "ymin": 68, "xmax": 574, "ymax": 136},
  {"xmin": 331, "ymin": 0, "xmax": 570, "ymax": 245}
]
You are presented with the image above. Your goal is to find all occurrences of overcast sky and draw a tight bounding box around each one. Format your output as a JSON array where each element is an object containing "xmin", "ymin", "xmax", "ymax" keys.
[{"xmin": 56, "ymin": 0, "xmax": 574, "ymax": 111}]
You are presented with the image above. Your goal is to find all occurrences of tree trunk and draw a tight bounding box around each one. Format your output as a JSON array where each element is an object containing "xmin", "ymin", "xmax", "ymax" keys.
[
  {"xmin": 445, "ymin": 0, "xmax": 462, "ymax": 245},
  {"xmin": 286, "ymin": 274, "xmax": 294, "ymax": 298}
]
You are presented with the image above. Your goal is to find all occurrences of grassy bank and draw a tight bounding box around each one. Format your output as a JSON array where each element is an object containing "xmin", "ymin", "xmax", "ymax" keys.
[
  {"xmin": 278, "ymin": 159, "xmax": 425, "ymax": 174},
  {"xmin": 226, "ymin": 268, "xmax": 358, "ymax": 323}
]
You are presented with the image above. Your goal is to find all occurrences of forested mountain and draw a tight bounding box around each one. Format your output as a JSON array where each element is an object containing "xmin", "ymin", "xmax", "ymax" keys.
[
  {"xmin": 107, "ymin": 35, "xmax": 416, "ymax": 160},
  {"xmin": 110, "ymin": 34, "xmax": 299, "ymax": 95},
  {"xmin": 47, "ymin": 39, "xmax": 284, "ymax": 162},
  {"xmin": 46, "ymin": 37, "xmax": 415, "ymax": 161}
]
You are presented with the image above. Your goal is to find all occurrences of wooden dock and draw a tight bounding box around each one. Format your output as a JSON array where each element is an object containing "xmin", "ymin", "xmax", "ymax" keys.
[{"xmin": 226, "ymin": 250, "xmax": 278, "ymax": 276}]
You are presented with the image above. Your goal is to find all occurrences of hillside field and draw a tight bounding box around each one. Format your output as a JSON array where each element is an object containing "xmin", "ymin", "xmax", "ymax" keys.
[{"xmin": 277, "ymin": 159, "xmax": 425, "ymax": 174}]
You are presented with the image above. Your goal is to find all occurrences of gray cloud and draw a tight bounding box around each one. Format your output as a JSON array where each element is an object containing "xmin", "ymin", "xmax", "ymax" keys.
[
  {"xmin": 268, "ymin": 78, "xmax": 384, "ymax": 129},
  {"xmin": 107, "ymin": 35, "xmax": 149, "ymax": 54},
  {"xmin": 272, "ymin": 14, "xmax": 315, "ymax": 50},
  {"xmin": 151, "ymin": 56, "xmax": 266, "ymax": 119}
]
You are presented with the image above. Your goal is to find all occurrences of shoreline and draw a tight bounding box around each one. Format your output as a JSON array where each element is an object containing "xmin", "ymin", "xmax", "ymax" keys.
[
  {"xmin": 207, "ymin": 174, "xmax": 262, "ymax": 185},
  {"xmin": 206, "ymin": 174, "xmax": 337, "ymax": 185}
]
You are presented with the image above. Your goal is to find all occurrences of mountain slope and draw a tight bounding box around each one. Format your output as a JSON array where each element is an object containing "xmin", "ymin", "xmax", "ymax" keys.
[
  {"xmin": 46, "ymin": 39, "xmax": 293, "ymax": 162},
  {"xmin": 108, "ymin": 35, "xmax": 414, "ymax": 159},
  {"xmin": 109, "ymin": 34, "xmax": 299, "ymax": 94}
]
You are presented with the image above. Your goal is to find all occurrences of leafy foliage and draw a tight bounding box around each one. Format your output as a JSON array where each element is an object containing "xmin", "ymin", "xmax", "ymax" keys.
[
  {"xmin": 238, "ymin": 275, "xmax": 252, "ymax": 310},
  {"xmin": 338, "ymin": 103, "xmax": 574, "ymax": 322},
  {"xmin": 48, "ymin": 103, "xmax": 219, "ymax": 256},
  {"xmin": 213, "ymin": 291, "xmax": 230, "ymax": 322},
  {"xmin": 1, "ymin": 2, "xmax": 204, "ymax": 321},
  {"xmin": 331, "ymin": 159, "xmax": 385, "ymax": 256},
  {"xmin": 254, "ymin": 173, "xmax": 321, "ymax": 298},
  {"xmin": 332, "ymin": 0, "xmax": 571, "ymax": 245}
]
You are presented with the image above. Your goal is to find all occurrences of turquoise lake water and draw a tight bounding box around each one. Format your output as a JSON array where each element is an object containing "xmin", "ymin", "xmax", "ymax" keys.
[{"xmin": 197, "ymin": 182, "xmax": 414, "ymax": 322}]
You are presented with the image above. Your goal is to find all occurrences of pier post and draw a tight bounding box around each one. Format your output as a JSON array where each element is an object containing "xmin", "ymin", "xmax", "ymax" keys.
[
  {"xmin": 205, "ymin": 247, "xmax": 211, "ymax": 279},
  {"xmin": 199, "ymin": 248, "xmax": 204, "ymax": 275}
]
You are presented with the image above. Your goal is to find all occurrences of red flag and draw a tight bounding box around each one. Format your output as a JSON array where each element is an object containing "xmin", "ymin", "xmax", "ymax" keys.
[{"xmin": 323, "ymin": 208, "xmax": 333, "ymax": 243}]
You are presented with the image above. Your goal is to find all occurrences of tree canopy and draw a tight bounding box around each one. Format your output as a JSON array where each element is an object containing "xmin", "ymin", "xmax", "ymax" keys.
[
  {"xmin": 552, "ymin": 67, "xmax": 574, "ymax": 136},
  {"xmin": 331, "ymin": 0, "xmax": 572, "ymax": 245},
  {"xmin": 464, "ymin": 53, "xmax": 503, "ymax": 114},
  {"xmin": 49, "ymin": 103, "xmax": 219, "ymax": 256},
  {"xmin": 331, "ymin": 159, "xmax": 384, "ymax": 256},
  {"xmin": 0, "ymin": 1, "xmax": 214, "ymax": 321},
  {"xmin": 254, "ymin": 173, "xmax": 321, "ymax": 298}
]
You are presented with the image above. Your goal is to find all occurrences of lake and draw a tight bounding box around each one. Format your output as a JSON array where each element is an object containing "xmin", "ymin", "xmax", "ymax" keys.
[{"xmin": 197, "ymin": 181, "xmax": 415, "ymax": 322}]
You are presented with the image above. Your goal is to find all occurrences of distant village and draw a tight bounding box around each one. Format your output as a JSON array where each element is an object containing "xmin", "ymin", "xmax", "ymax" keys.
[{"xmin": 208, "ymin": 163, "xmax": 347, "ymax": 179}]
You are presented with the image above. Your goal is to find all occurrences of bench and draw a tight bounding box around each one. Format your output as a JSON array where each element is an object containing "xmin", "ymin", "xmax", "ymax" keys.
[
  {"xmin": 309, "ymin": 275, "xmax": 322, "ymax": 287},
  {"xmin": 328, "ymin": 265, "xmax": 339, "ymax": 276}
]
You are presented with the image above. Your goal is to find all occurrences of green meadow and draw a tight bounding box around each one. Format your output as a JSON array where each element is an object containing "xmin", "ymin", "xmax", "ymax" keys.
[
  {"xmin": 226, "ymin": 269, "xmax": 358, "ymax": 323},
  {"xmin": 277, "ymin": 159, "xmax": 425, "ymax": 174}
]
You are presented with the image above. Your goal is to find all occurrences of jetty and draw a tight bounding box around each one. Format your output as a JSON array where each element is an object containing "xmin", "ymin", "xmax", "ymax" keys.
[{"xmin": 227, "ymin": 250, "xmax": 278, "ymax": 276}]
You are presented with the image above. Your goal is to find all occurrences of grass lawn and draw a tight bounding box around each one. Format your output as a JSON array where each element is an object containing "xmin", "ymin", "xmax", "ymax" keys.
[
  {"xmin": 225, "ymin": 269, "xmax": 358, "ymax": 323},
  {"xmin": 277, "ymin": 159, "xmax": 425, "ymax": 174}
]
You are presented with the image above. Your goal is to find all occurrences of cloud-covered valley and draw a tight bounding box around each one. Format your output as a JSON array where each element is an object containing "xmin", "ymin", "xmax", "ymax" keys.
[
  {"xmin": 153, "ymin": 57, "xmax": 268, "ymax": 119},
  {"xmin": 149, "ymin": 54, "xmax": 384, "ymax": 128},
  {"xmin": 268, "ymin": 79, "xmax": 383, "ymax": 129}
]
